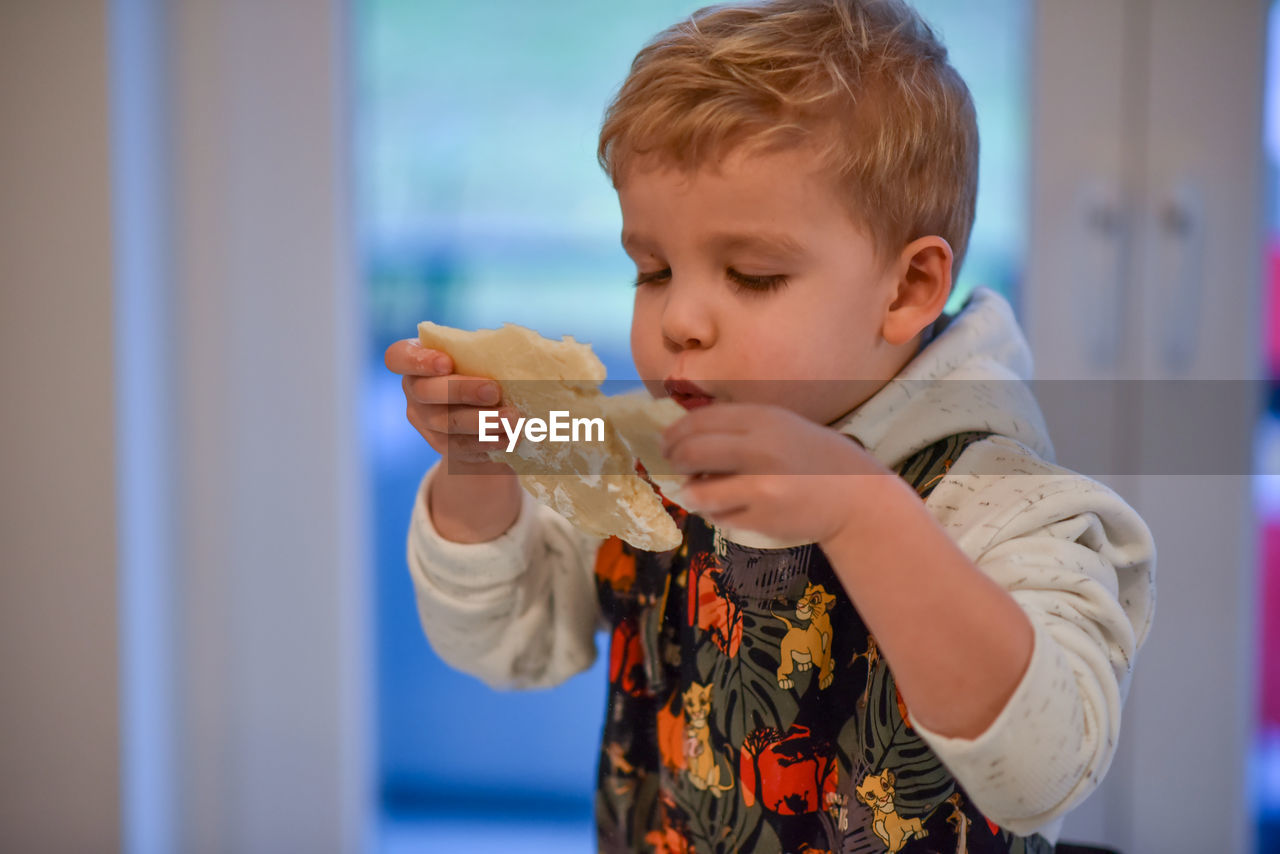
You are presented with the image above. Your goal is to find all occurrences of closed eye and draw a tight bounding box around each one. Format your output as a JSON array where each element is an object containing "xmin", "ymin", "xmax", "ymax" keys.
[
  {"xmin": 632, "ymin": 268, "xmax": 671, "ymax": 287},
  {"xmin": 728, "ymin": 268, "xmax": 789, "ymax": 292},
  {"xmin": 632, "ymin": 267, "xmax": 789, "ymax": 292}
]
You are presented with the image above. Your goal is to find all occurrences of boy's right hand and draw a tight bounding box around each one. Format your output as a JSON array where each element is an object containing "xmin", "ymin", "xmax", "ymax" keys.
[{"xmin": 384, "ymin": 338, "xmax": 516, "ymax": 476}]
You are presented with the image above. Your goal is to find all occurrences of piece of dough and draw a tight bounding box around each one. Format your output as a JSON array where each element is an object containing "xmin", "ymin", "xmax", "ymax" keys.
[
  {"xmin": 597, "ymin": 390, "xmax": 686, "ymax": 497},
  {"xmin": 418, "ymin": 321, "xmax": 687, "ymax": 551}
]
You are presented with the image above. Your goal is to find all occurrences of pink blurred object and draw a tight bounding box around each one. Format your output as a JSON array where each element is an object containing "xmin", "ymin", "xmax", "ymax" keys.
[
  {"xmin": 1268, "ymin": 236, "xmax": 1280, "ymax": 377},
  {"xmin": 1264, "ymin": 236, "xmax": 1280, "ymax": 727},
  {"xmin": 1263, "ymin": 521, "xmax": 1280, "ymax": 727}
]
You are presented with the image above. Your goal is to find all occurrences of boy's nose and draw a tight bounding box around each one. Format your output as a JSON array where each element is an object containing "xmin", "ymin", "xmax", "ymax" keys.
[{"xmin": 660, "ymin": 281, "xmax": 717, "ymax": 351}]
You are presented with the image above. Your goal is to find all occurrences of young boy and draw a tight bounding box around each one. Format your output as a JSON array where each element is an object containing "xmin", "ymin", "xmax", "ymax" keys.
[{"xmin": 385, "ymin": 1, "xmax": 1155, "ymax": 851}]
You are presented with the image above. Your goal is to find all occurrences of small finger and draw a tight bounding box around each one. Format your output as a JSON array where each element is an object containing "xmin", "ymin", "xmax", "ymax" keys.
[
  {"xmin": 677, "ymin": 474, "xmax": 748, "ymax": 517},
  {"xmin": 660, "ymin": 402, "xmax": 753, "ymax": 456},
  {"xmin": 437, "ymin": 376, "xmax": 501, "ymax": 406},
  {"xmin": 404, "ymin": 375, "xmax": 503, "ymax": 407},
  {"xmin": 386, "ymin": 339, "xmax": 454, "ymax": 376},
  {"xmin": 664, "ymin": 432, "xmax": 757, "ymax": 475},
  {"xmin": 421, "ymin": 403, "xmax": 518, "ymax": 436}
]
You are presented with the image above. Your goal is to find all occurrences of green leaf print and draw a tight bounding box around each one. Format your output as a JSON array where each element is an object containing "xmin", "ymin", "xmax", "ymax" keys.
[{"xmin": 855, "ymin": 658, "xmax": 953, "ymax": 815}]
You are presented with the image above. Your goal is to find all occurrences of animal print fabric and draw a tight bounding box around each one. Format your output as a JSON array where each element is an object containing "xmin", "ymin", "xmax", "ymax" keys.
[{"xmin": 593, "ymin": 431, "xmax": 1054, "ymax": 854}]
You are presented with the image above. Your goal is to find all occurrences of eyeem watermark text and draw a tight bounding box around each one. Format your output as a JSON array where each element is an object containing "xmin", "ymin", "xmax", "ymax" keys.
[{"xmin": 478, "ymin": 410, "xmax": 606, "ymax": 452}]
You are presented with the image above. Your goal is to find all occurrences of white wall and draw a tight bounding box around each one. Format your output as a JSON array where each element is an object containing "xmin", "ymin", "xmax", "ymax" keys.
[
  {"xmin": 0, "ymin": 1, "xmax": 122, "ymax": 850},
  {"xmin": 1, "ymin": 1, "xmax": 371, "ymax": 851}
]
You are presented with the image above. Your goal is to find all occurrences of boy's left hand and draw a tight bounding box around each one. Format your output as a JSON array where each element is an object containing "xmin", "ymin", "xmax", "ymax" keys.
[{"xmin": 660, "ymin": 402, "xmax": 895, "ymax": 545}]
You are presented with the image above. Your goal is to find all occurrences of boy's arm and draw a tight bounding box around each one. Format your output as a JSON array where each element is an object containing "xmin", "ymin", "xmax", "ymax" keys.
[
  {"xmin": 823, "ymin": 435, "xmax": 1155, "ymax": 835},
  {"xmin": 407, "ymin": 461, "xmax": 605, "ymax": 689}
]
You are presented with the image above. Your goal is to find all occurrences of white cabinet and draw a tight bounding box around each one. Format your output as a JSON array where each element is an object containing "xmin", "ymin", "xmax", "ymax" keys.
[{"xmin": 1026, "ymin": 1, "xmax": 1266, "ymax": 851}]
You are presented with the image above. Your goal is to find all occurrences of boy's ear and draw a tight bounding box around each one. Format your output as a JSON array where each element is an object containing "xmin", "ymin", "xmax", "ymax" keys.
[{"xmin": 881, "ymin": 236, "xmax": 953, "ymax": 347}]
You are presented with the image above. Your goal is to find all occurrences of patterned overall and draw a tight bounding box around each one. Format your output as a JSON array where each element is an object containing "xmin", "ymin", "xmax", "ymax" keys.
[{"xmin": 593, "ymin": 431, "xmax": 1055, "ymax": 854}]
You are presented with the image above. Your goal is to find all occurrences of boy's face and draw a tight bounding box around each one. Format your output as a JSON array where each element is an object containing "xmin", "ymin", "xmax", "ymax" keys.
[{"xmin": 619, "ymin": 146, "xmax": 912, "ymax": 426}]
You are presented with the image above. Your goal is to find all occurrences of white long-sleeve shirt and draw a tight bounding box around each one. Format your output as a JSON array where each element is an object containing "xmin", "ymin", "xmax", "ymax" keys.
[{"xmin": 406, "ymin": 287, "xmax": 1156, "ymax": 842}]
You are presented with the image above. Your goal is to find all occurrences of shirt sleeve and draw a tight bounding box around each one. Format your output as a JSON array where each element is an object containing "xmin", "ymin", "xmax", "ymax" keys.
[
  {"xmin": 912, "ymin": 435, "xmax": 1156, "ymax": 836},
  {"xmin": 406, "ymin": 460, "xmax": 606, "ymax": 689}
]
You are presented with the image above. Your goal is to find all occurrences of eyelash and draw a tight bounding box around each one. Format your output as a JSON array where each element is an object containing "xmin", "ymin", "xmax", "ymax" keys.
[{"xmin": 632, "ymin": 268, "xmax": 790, "ymax": 293}]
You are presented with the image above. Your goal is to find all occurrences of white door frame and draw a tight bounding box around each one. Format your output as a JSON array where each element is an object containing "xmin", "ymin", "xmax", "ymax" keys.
[{"xmin": 114, "ymin": 0, "xmax": 372, "ymax": 851}]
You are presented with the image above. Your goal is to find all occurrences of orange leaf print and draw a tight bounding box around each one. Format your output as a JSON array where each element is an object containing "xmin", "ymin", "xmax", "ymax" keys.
[
  {"xmin": 644, "ymin": 791, "xmax": 695, "ymax": 854},
  {"xmin": 686, "ymin": 551, "xmax": 742, "ymax": 658},
  {"xmin": 656, "ymin": 697, "xmax": 688, "ymax": 772},
  {"xmin": 594, "ymin": 536, "xmax": 636, "ymax": 593},
  {"xmin": 608, "ymin": 617, "xmax": 649, "ymax": 697},
  {"xmin": 643, "ymin": 826, "xmax": 693, "ymax": 854}
]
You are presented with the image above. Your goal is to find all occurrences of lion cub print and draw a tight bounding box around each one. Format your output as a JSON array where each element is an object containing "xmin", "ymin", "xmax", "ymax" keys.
[
  {"xmin": 855, "ymin": 770, "xmax": 927, "ymax": 853},
  {"xmin": 774, "ymin": 584, "xmax": 837, "ymax": 690},
  {"xmin": 681, "ymin": 682, "xmax": 733, "ymax": 795}
]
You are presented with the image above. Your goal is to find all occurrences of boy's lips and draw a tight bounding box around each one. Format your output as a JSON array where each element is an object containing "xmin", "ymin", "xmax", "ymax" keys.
[{"xmin": 664, "ymin": 377, "xmax": 714, "ymax": 410}]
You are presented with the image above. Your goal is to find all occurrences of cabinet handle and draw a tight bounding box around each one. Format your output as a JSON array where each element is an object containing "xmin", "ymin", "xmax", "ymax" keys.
[
  {"xmin": 1156, "ymin": 181, "xmax": 1205, "ymax": 375},
  {"xmin": 1074, "ymin": 180, "xmax": 1126, "ymax": 370}
]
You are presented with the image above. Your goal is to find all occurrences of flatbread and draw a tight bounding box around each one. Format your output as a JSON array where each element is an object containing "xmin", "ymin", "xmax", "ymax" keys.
[{"xmin": 418, "ymin": 321, "xmax": 686, "ymax": 551}]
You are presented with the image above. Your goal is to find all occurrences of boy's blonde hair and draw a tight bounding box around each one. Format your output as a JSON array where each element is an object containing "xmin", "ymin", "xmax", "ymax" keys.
[{"xmin": 598, "ymin": 0, "xmax": 979, "ymax": 273}]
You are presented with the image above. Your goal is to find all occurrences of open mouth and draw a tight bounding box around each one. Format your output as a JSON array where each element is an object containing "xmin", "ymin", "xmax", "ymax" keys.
[{"xmin": 664, "ymin": 377, "xmax": 714, "ymax": 410}]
